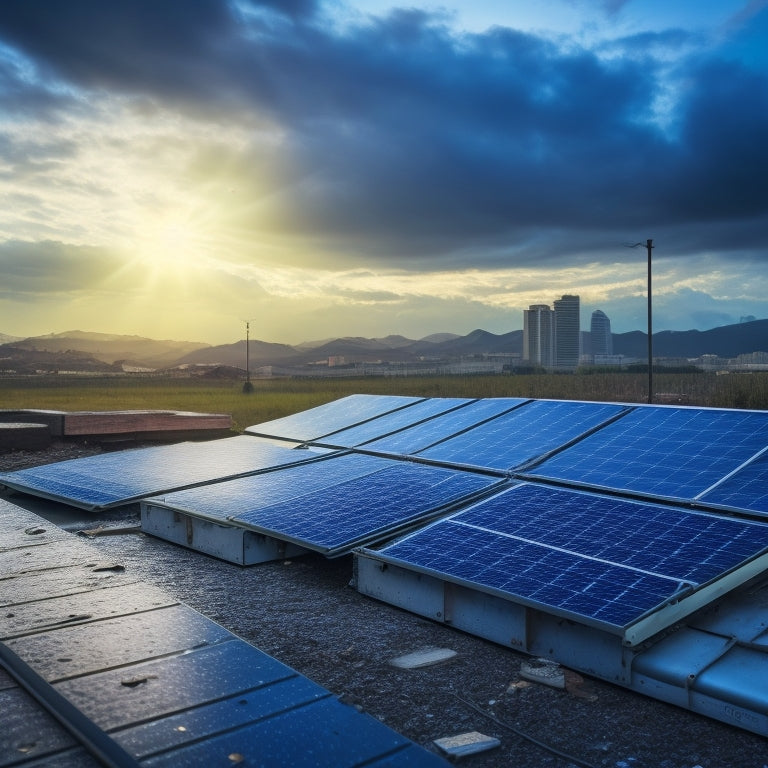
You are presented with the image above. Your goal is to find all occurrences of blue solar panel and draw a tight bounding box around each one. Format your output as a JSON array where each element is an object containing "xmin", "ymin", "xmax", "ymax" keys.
[
  {"xmin": 245, "ymin": 394, "xmax": 423, "ymax": 442},
  {"xmin": 416, "ymin": 400, "xmax": 627, "ymax": 472},
  {"xmin": 315, "ymin": 398, "xmax": 475, "ymax": 448},
  {"xmin": 0, "ymin": 436, "xmax": 319, "ymax": 510},
  {"xmin": 698, "ymin": 450, "xmax": 768, "ymax": 515},
  {"xmin": 525, "ymin": 406, "xmax": 768, "ymax": 502},
  {"xmin": 363, "ymin": 398, "xmax": 528, "ymax": 456},
  {"xmin": 151, "ymin": 459, "xmax": 502, "ymax": 556},
  {"xmin": 375, "ymin": 483, "xmax": 768, "ymax": 631},
  {"xmin": 147, "ymin": 453, "xmax": 393, "ymax": 521}
]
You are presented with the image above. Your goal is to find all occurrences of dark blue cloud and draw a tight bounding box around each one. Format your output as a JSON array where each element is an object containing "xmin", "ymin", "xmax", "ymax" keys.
[{"xmin": 0, "ymin": 0, "xmax": 766, "ymax": 268}]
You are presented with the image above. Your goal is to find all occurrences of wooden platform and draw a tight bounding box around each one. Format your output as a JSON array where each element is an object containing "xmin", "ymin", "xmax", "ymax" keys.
[
  {"xmin": 0, "ymin": 409, "xmax": 233, "ymax": 445},
  {"xmin": 0, "ymin": 497, "xmax": 446, "ymax": 767}
]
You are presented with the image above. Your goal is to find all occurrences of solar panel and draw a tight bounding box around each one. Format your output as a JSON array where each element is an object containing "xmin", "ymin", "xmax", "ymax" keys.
[
  {"xmin": 697, "ymin": 449, "xmax": 768, "ymax": 516},
  {"xmin": 372, "ymin": 483, "xmax": 768, "ymax": 640},
  {"xmin": 363, "ymin": 398, "xmax": 528, "ymax": 456},
  {"xmin": 146, "ymin": 453, "xmax": 393, "ymax": 522},
  {"xmin": 524, "ymin": 406, "xmax": 768, "ymax": 502},
  {"xmin": 415, "ymin": 400, "xmax": 628, "ymax": 472},
  {"xmin": 0, "ymin": 436, "xmax": 321, "ymax": 510},
  {"xmin": 244, "ymin": 394, "xmax": 424, "ymax": 442},
  {"xmin": 314, "ymin": 397, "xmax": 475, "ymax": 448},
  {"xmin": 146, "ymin": 458, "xmax": 503, "ymax": 557}
]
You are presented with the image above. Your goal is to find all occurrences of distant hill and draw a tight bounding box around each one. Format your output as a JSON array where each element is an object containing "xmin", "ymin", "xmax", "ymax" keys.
[
  {"xmin": 9, "ymin": 331, "xmax": 210, "ymax": 368},
  {"xmin": 613, "ymin": 319, "xmax": 768, "ymax": 358},
  {"xmin": 174, "ymin": 339, "xmax": 299, "ymax": 368},
  {"xmin": 1, "ymin": 319, "xmax": 766, "ymax": 373}
]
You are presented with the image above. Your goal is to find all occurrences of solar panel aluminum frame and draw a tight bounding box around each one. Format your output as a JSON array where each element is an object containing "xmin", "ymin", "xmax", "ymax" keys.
[{"xmin": 356, "ymin": 537, "xmax": 768, "ymax": 648}]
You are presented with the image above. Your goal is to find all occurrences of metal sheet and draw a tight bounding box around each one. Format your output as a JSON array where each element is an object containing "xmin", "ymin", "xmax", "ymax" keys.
[
  {"xmin": 416, "ymin": 399, "xmax": 628, "ymax": 472},
  {"xmin": 525, "ymin": 405, "xmax": 768, "ymax": 503},
  {"xmin": 53, "ymin": 639, "xmax": 301, "ymax": 731},
  {"xmin": 0, "ymin": 436, "xmax": 320, "ymax": 510},
  {"xmin": 113, "ymin": 676, "xmax": 331, "ymax": 758},
  {"xmin": 363, "ymin": 398, "xmax": 528, "ymax": 456},
  {"xmin": 5, "ymin": 605, "xmax": 232, "ymax": 682},
  {"xmin": 0, "ymin": 686, "xmax": 79, "ymax": 765},
  {"xmin": 138, "ymin": 695, "xmax": 445, "ymax": 768},
  {"xmin": 245, "ymin": 394, "xmax": 424, "ymax": 442},
  {"xmin": 0, "ymin": 499, "xmax": 72, "ymax": 551},
  {"xmin": 0, "ymin": 581, "xmax": 176, "ymax": 640}
]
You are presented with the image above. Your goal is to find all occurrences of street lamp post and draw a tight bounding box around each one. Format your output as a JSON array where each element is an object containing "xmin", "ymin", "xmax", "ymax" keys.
[
  {"xmin": 627, "ymin": 239, "xmax": 654, "ymax": 404},
  {"xmin": 242, "ymin": 320, "xmax": 254, "ymax": 393}
]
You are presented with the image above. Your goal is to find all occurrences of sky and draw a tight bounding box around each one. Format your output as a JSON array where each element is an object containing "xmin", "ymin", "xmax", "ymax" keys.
[{"xmin": 0, "ymin": 0, "xmax": 767, "ymax": 346}]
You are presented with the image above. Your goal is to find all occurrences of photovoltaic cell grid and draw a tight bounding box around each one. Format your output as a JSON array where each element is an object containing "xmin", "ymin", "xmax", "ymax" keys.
[
  {"xmin": 524, "ymin": 406, "xmax": 768, "ymax": 503},
  {"xmin": 416, "ymin": 400, "xmax": 628, "ymax": 472},
  {"xmin": 374, "ymin": 483, "xmax": 768, "ymax": 633},
  {"xmin": 363, "ymin": 397, "xmax": 529, "ymax": 456},
  {"xmin": 0, "ymin": 436, "xmax": 319, "ymax": 510},
  {"xmin": 313, "ymin": 397, "xmax": 474, "ymax": 448},
  {"xmin": 145, "ymin": 452, "xmax": 395, "ymax": 522},
  {"xmin": 244, "ymin": 394, "xmax": 424, "ymax": 442},
  {"xmin": 148, "ymin": 458, "xmax": 503, "ymax": 556},
  {"xmin": 698, "ymin": 450, "xmax": 768, "ymax": 515}
]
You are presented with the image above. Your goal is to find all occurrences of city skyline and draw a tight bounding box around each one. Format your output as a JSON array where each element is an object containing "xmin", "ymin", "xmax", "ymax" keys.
[{"xmin": 1, "ymin": 1, "xmax": 766, "ymax": 346}]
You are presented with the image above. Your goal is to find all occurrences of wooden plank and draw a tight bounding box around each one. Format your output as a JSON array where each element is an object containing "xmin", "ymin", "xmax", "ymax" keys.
[{"xmin": 62, "ymin": 410, "xmax": 232, "ymax": 437}]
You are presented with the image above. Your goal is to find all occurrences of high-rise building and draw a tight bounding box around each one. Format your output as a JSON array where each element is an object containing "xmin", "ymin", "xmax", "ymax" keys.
[
  {"xmin": 590, "ymin": 309, "xmax": 612, "ymax": 357},
  {"xmin": 523, "ymin": 304, "xmax": 555, "ymax": 367},
  {"xmin": 553, "ymin": 294, "xmax": 580, "ymax": 369}
]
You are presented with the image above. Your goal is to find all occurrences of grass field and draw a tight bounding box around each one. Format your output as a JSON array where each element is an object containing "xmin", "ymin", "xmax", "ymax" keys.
[{"xmin": 1, "ymin": 371, "xmax": 767, "ymax": 432}]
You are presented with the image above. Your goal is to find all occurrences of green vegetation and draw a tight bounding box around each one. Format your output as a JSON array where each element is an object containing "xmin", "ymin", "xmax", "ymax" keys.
[{"xmin": 1, "ymin": 371, "xmax": 767, "ymax": 432}]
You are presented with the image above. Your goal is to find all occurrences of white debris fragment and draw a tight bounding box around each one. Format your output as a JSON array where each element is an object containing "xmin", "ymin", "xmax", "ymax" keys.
[
  {"xmin": 433, "ymin": 731, "xmax": 501, "ymax": 758},
  {"xmin": 519, "ymin": 658, "xmax": 566, "ymax": 689},
  {"xmin": 389, "ymin": 647, "xmax": 457, "ymax": 669}
]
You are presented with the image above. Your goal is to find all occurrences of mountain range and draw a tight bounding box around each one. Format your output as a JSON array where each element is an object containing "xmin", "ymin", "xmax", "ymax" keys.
[{"xmin": 1, "ymin": 319, "xmax": 767, "ymax": 374}]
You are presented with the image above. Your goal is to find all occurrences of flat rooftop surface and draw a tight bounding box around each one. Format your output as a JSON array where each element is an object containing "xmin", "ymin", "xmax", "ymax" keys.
[{"xmin": 2, "ymin": 441, "xmax": 767, "ymax": 768}]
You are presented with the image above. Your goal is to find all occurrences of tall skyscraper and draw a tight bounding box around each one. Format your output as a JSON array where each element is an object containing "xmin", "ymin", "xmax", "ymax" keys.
[
  {"xmin": 523, "ymin": 304, "xmax": 555, "ymax": 367},
  {"xmin": 553, "ymin": 294, "xmax": 580, "ymax": 369},
  {"xmin": 590, "ymin": 309, "xmax": 612, "ymax": 357}
]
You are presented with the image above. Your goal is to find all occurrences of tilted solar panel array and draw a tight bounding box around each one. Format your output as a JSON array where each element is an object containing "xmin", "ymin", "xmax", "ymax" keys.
[
  {"xmin": 143, "ymin": 452, "xmax": 504, "ymax": 557},
  {"xmin": 362, "ymin": 397, "xmax": 528, "ymax": 456},
  {"xmin": 369, "ymin": 482, "xmax": 768, "ymax": 642},
  {"xmin": 311, "ymin": 397, "xmax": 474, "ymax": 448},
  {"xmin": 522, "ymin": 405, "xmax": 768, "ymax": 512},
  {"xmin": 0, "ymin": 436, "xmax": 323, "ymax": 510},
  {"xmin": 244, "ymin": 393, "xmax": 425, "ymax": 442},
  {"xmin": 412, "ymin": 399, "xmax": 629, "ymax": 472}
]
